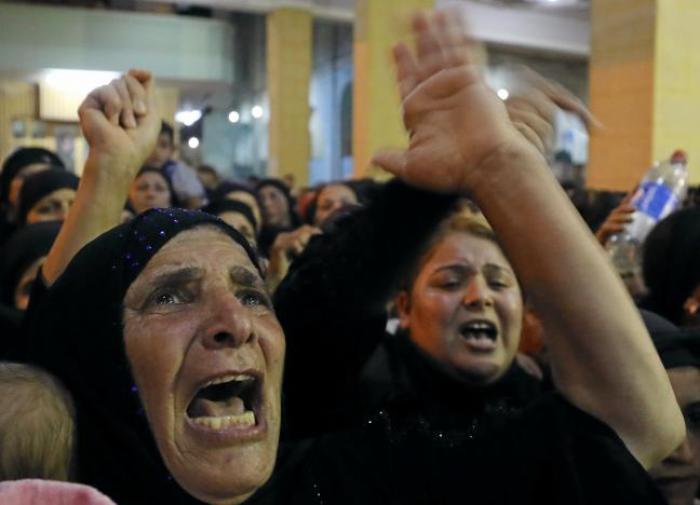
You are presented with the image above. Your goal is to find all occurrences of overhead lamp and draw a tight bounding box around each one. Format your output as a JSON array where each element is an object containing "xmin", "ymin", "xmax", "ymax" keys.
[
  {"xmin": 251, "ymin": 105, "xmax": 264, "ymax": 119},
  {"xmin": 175, "ymin": 110, "xmax": 202, "ymax": 127}
]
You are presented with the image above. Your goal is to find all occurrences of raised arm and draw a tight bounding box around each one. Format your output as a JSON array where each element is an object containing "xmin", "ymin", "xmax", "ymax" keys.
[
  {"xmin": 373, "ymin": 11, "xmax": 683, "ymax": 469},
  {"xmin": 42, "ymin": 70, "xmax": 160, "ymax": 285}
]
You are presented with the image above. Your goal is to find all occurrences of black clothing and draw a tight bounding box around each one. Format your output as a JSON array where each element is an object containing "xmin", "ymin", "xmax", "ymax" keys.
[
  {"xmin": 25, "ymin": 208, "xmax": 260, "ymax": 505},
  {"xmin": 24, "ymin": 191, "xmax": 666, "ymax": 504},
  {"xmin": 641, "ymin": 207, "xmax": 700, "ymax": 324},
  {"xmin": 0, "ymin": 147, "xmax": 65, "ymax": 207},
  {"xmin": 251, "ymin": 394, "xmax": 665, "ymax": 505},
  {"xmin": 0, "ymin": 303, "xmax": 22, "ymax": 358},
  {"xmin": 132, "ymin": 165, "xmax": 180, "ymax": 210},
  {"xmin": 275, "ymin": 180, "xmax": 463, "ymax": 439},
  {"xmin": 17, "ymin": 169, "xmax": 79, "ymax": 225},
  {"xmin": 256, "ymin": 178, "xmax": 301, "ymax": 256},
  {"xmin": 203, "ymin": 199, "xmax": 259, "ymax": 233},
  {"xmin": 271, "ymin": 180, "xmax": 664, "ymax": 504},
  {"xmin": 0, "ymin": 220, "xmax": 61, "ymax": 358},
  {"xmin": 0, "ymin": 220, "xmax": 61, "ymax": 306},
  {"xmin": 0, "ymin": 147, "xmax": 65, "ymax": 244}
]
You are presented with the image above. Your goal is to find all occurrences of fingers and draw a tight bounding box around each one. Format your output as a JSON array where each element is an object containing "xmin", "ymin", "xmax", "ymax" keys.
[
  {"xmin": 372, "ymin": 149, "xmax": 407, "ymax": 178},
  {"xmin": 507, "ymin": 90, "xmax": 558, "ymax": 126},
  {"xmin": 413, "ymin": 11, "xmax": 442, "ymax": 65},
  {"xmin": 89, "ymin": 84, "xmax": 123, "ymax": 127},
  {"xmin": 434, "ymin": 9, "xmax": 473, "ymax": 68},
  {"xmin": 508, "ymin": 107, "xmax": 553, "ymax": 154},
  {"xmin": 413, "ymin": 11, "xmax": 456, "ymax": 83},
  {"xmin": 128, "ymin": 69, "xmax": 157, "ymax": 110},
  {"xmin": 393, "ymin": 43, "xmax": 419, "ymax": 101},
  {"xmin": 512, "ymin": 120, "xmax": 545, "ymax": 154},
  {"xmin": 517, "ymin": 67, "xmax": 601, "ymax": 130},
  {"xmin": 124, "ymin": 74, "xmax": 147, "ymax": 117},
  {"xmin": 112, "ymin": 78, "xmax": 137, "ymax": 129}
]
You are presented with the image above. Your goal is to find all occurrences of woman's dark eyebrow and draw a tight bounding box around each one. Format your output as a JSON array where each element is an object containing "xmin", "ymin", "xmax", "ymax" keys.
[
  {"xmin": 229, "ymin": 266, "xmax": 263, "ymax": 288},
  {"xmin": 150, "ymin": 267, "xmax": 203, "ymax": 288},
  {"xmin": 483, "ymin": 263, "xmax": 515, "ymax": 277}
]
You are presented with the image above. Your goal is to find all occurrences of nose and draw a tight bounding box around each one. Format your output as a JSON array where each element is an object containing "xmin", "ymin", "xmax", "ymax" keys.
[
  {"xmin": 666, "ymin": 437, "xmax": 695, "ymax": 466},
  {"xmin": 200, "ymin": 289, "xmax": 255, "ymax": 350},
  {"xmin": 462, "ymin": 276, "xmax": 494, "ymax": 310}
]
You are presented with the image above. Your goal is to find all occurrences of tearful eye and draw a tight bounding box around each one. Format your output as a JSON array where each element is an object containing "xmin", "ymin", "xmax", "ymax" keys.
[
  {"xmin": 239, "ymin": 290, "xmax": 270, "ymax": 308},
  {"xmin": 155, "ymin": 293, "xmax": 179, "ymax": 305}
]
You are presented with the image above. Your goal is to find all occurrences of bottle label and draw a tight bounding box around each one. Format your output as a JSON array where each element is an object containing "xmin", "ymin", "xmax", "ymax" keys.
[{"xmin": 633, "ymin": 181, "xmax": 679, "ymax": 220}]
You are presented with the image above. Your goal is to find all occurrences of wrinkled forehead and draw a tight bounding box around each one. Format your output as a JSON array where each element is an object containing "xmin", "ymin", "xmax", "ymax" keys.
[{"xmin": 126, "ymin": 226, "xmax": 263, "ymax": 294}]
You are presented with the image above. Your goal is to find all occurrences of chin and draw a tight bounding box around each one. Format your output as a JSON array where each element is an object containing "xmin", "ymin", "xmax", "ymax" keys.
[
  {"xmin": 173, "ymin": 458, "xmax": 273, "ymax": 505},
  {"xmin": 452, "ymin": 358, "xmax": 507, "ymax": 385}
]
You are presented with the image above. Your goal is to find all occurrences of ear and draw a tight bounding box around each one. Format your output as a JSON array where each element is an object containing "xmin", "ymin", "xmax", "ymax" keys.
[{"xmin": 395, "ymin": 290, "xmax": 412, "ymax": 330}]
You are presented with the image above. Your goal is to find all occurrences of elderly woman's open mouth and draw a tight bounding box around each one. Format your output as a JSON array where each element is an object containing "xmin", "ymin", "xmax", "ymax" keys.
[{"xmin": 185, "ymin": 370, "xmax": 266, "ymax": 440}]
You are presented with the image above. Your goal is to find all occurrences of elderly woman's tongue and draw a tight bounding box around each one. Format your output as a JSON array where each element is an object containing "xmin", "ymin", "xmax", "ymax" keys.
[{"xmin": 187, "ymin": 375, "xmax": 257, "ymax": 428}]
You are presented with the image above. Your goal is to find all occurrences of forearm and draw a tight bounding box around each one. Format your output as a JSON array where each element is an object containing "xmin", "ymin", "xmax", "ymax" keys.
[
  {"xmin": 471, "ymin": 143, "xmax": 683, "ymax": 467},
  {"xmin": 43, "ymin": 156, "xmax": 135, "ymax": 285}
]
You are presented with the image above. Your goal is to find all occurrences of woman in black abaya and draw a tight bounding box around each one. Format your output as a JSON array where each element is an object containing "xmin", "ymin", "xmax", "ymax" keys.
[{"xmin": 27, "ymin": 13, "xmax": 679, "ymax": 505}]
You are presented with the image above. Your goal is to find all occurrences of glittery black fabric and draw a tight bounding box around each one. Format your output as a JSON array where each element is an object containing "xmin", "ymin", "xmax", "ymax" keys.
[{"xmin": 25, "ymin": 208, "xmax": 260, "ymax": 505}]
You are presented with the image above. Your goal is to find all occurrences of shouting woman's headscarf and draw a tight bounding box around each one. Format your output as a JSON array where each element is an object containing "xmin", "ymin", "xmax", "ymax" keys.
[{"xmin": 26, "ymin": 208, "xmax": 260, "ymax": 504}]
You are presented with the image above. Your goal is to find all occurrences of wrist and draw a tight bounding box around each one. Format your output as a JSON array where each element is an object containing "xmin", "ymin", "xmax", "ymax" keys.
[
  {"xmin": 82, "ymin": 154, "xmax": 140, "ymax": 189},
  {"xmin": 466, "ymin": 140, "xmax": 548, "ymax": 197}
]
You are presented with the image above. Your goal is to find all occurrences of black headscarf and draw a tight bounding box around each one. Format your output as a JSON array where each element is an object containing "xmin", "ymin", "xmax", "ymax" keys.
[
  {"xmin": 213, "ymin": 180, "xmax": 256, "ymax": 203},
  {"xmin": 644, "ymin": 309, "xmax": 700, "ymax": 369},
  {"xmin": 130, "ymin": 166, "xmax": 180, "ymax": 211},
  {"xmin": 26, "ymin": 208, "xmax": 261, "ymax": 504},
  {"xmin": 0, "ymin": 147, "xmax": 65, "ymax": 208},
  {"xmin": 255, "ymin": 179, "xmax": 301, "ymax": 228},
  {"xmin": 642, "ymin": 207, "xmax": 700, "ymax": 324},
  {"xmin": 0, "ymin": 220, "xmax": 61, "ymax": 307},
  {"xmin": 255, "ymin": 179, "xmax": 301, "ymax": 256},
  {"xmin": 203, "ymin": 199, "xmax": 258, "ymax": 233},
  {"xmin": 17, "ymin": 169, "xmax": 79, "ymax": 225}
]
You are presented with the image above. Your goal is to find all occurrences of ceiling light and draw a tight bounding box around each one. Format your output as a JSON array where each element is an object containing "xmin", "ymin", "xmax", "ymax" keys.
[
  {"xmin": 251, "ymin": 105, "xmax": 264, "ymax": 119},
  {"xmin": 175, "ymin": 110, "xmax": 202, "ymax": 127}
]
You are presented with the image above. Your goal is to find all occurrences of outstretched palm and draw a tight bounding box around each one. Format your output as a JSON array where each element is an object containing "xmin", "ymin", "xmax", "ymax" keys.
[{"xmin": 373, "ymin": 12, "xmax": 531, "ymax": 193}]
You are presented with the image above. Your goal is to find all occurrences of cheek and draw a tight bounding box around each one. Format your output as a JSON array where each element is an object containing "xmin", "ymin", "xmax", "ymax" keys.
[
  {"xmin": 412, "ymin": 289, "xmax": 461, "ymax": 329},
  {"xmin": 256, "ymin": 317, "xmax": 286, "ymax": 377},
  {"xmin": 124, "ymin": 314, "xmax": 197, "ymax": 411},
  {"xmin": 496, "ymin": 292, "xmax": 523, "ymax": 327}
]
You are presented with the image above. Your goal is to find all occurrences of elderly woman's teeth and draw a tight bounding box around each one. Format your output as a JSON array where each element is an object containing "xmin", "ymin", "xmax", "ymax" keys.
[{"xmin": 192, "ymin": 411, "xmax": 256, "ymax": 430}]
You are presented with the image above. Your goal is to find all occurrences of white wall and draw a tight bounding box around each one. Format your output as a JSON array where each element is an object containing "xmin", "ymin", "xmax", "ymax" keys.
[
  {"xmin": 438, "ymin": 0, "xmax": 590, "ymax": 57},
  {"xmin": 0, "ymin": 2, "xmax": 236, "ymax": 84}
]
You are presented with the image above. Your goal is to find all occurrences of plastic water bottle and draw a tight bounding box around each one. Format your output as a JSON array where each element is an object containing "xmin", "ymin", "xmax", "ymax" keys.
[{"xmin": 606, "ymin": 150, "xmax": 688, "ymax": 297}]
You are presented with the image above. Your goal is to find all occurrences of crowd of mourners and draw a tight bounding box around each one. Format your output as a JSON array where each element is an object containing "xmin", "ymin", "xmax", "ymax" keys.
[{"xmin": 0, "ymin": 10, "xmax": 699, "ymax": 505}]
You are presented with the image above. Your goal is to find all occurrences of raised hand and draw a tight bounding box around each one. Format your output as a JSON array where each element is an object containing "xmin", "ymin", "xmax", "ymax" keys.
[
  {"xmin": 372, "ymin": 11, "xmax": 532, "ymax": 194},
  {"xmin": 43, "ymin": 70, "xmax": 161, "ymax": 285},
  {"xmin": 266, "ymin": 225, "xmax": 322, "ymax": 293},
  {"xmin": 78, "ymin": 69, "xmax": 160, "ymax": 175},
  {"xmin": 594, "ymin": 190, "xmax": 636, "ymax": 245},
  {"xmin": 505, "ymin": 67, "xmax": 597, "ymax": 156}
]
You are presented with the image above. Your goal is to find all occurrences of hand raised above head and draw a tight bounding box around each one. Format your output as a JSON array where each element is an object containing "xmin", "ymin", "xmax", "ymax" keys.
[
  {"xmin": 372, "ymin": 11, "xmax": 539, "ymax": 194},
  {"xmin": 78, "ymin": 69, "xmax": 161, "ymax": 174},
  {"xmin": 505, "ymin": 66, "xmax": 597, "ymax": 156}
]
